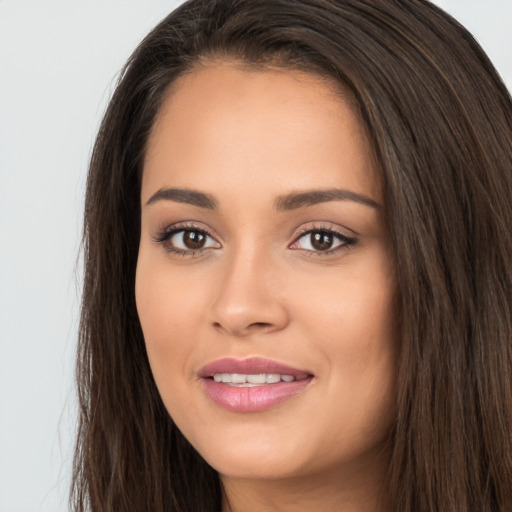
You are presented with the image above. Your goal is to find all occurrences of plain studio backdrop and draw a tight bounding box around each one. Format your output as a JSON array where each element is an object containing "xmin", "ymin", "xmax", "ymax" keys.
[{"xmin": 0, "ymin": 1, "xmax": 510, "ymax": 511}]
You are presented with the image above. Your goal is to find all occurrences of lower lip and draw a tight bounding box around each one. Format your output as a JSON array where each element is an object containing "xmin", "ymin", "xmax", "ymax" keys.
[{"xmin": 202, "ymin": 377, "xmax": 312, "ymax": 412}]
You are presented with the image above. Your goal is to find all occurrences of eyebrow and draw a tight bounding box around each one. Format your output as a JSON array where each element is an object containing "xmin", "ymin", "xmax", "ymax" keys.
[
  {"xmin": 274, "ymin": 188, "xmax": 382, "ymax": 211},
  {"xmin": 145, "ymin": 187, "xmax": 381, "ymax": 211},
  {"xmin": 146, "ymin": 188, "xmax": 217, "ymax": 209}
]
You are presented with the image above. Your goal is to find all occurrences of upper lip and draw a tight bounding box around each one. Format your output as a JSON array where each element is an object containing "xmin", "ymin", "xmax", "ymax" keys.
[{"xmin": 199, "ymin": 357, "xmax": 312, "ymax": 379}]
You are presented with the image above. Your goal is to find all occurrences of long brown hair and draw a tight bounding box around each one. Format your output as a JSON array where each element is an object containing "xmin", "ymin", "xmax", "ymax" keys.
[{"xmin": 73, "ymin": 1, "xmax": 512, "ymax": 510}]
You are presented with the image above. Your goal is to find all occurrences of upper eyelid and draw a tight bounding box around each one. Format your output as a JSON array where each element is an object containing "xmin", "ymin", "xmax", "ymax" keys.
[
  {"xmin": 291, "ymin": 222, "xmax": 356, "ymax": 239},
  {"xmin": 156, "ymin": 221, "xmax": 219, "ymax": 239},
  {"xmin": 156, "ymin": 221, "xmax": 352, "ymax": 235}
]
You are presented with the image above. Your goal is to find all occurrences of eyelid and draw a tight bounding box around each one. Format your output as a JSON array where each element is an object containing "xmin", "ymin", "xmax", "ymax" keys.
[
  {"xmin": 153, "ymin": 220, "xmax": 219, "ymax": 239},
  {"xmin": 291, "ymin": 222, "xmax": 356, "ymax": 241}
]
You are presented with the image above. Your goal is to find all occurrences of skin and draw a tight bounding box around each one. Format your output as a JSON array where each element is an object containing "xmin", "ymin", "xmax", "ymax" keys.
[{"xmin": 136, "ymin": 62, "xmax": 398, "ymax": 512}]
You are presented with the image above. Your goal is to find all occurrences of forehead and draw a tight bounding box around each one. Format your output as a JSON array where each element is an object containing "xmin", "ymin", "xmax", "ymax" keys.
[{"xmin": 142, "ymin": 62, "xmax": 381, "ymax": 205}]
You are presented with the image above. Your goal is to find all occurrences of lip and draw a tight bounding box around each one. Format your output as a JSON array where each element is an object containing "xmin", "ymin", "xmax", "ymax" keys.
[
  {"xmin": 200, "ymin": 357, "xmax": 311, "ymax": 378},
  {"xmin": 199, "ymin": 357, "xmax": 313, "ymax": 412}
]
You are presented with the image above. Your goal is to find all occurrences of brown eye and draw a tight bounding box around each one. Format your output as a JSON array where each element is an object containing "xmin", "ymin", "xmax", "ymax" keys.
[
  {"xmin": 182, "ymin": 230, "xmax": 206, "ymax": 249},
  {"xmin": 160, "ymin": 227, "xmax": 221, "ymax": 253},
  {"xmin": 311, "ymin": 232, "xmax": 333, "ymax": 251}
]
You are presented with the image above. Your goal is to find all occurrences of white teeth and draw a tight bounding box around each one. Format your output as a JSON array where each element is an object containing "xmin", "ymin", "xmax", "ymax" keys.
[
  {"xmin": 247, "ymin": 374, "xmax": 267, "ymax": 384},
  {"xmin": 212, "ymin": 373, "xmax": 297, "ymax": 386}
]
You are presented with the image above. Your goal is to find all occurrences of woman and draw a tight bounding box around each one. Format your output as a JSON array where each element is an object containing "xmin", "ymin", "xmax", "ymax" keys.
[{"xmin": 73, "ymin": 1, "xmax": 512, "ymax": 511}]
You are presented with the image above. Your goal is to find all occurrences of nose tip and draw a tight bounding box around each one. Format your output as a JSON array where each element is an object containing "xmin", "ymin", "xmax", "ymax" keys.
[
  {"xmin": 212, "ymin": 299, "xmax": 289, "ymax": 338},
  {"xmin": 209, "ymin": 262, "xmax": 289, "ymax": 338},
  {"xmin": 213, "ymin": 314, "xmax": 277, "ymax": 338}
]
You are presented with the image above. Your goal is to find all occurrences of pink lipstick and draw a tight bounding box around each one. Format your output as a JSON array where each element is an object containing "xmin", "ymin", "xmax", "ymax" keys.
[{"xmin": 199, "ymin": 357, "xmax": 313, "ymax": 412}]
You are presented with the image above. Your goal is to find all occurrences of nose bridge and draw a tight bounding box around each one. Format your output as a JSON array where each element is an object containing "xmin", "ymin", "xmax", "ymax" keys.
[{"xmin": 209, "ymin": 239, "xmax": 288, "ymax": 336}]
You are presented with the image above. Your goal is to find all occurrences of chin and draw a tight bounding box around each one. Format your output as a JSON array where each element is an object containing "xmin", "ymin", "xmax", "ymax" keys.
[
  {"xmin": 205, "ymin": 448, "xmax": 310, "ymax": 481},
  {"xmin": 182, "ymin": 421, "xmax": 313, "ymax": 480}
]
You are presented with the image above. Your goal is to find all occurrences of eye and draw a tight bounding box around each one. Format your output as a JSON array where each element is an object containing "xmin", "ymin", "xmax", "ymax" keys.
[
  {"xmin": 290, "ymin": 228, "xmax": 356, "ymax": 254},
  {"xmin": 155, "ymin": 226, "xmax": 221, "ymax": 254},
  {"xmin": 169, "ymin": 230, "xmax": 215, "ymax": 250}
]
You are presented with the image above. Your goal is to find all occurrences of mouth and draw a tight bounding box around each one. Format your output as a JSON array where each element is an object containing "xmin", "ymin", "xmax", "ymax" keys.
[{"xmin": 199, "ymin": 357, "xmax": 314, "ymax": 412}]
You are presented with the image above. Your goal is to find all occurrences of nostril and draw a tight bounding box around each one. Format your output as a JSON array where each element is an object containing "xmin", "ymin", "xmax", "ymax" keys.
[
  {"xmin": 213, "ymin": 320, "xmax": 273, "ymax": 336},
  {"xmin": 249, "ymin": 322, "xmax": 271, "ymax": 329}
]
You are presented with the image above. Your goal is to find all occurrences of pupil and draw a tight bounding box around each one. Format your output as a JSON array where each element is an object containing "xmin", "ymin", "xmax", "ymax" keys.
[
  {"xmin": 311, "ymin": 232, "xmax": 333, "ymax": 251},
  {"xmin": 184, "ymin": 230, "xmax": 205, "ymax": 249}
]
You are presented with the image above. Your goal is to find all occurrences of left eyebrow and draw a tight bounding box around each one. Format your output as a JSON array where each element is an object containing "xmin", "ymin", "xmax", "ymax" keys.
[{"xmin": 274, "ymin": 188, "xmax": 382, "ymax": 211}]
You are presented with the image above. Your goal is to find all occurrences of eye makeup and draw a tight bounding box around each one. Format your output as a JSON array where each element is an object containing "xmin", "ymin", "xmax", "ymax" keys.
[
  {"xmin": 152, "ymin": 220, "xmax": 358, "ymax": 259},
  {"xmin": 289, "ymin": 222, "xmax": 358, "ymax": 257},
  {"xmin": 153, "ymin": 222, "xmax": 220, "ymax": 257}
]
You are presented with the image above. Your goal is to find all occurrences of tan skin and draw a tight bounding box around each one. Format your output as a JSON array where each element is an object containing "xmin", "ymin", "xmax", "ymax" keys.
[{"xmin": 136, "ymin": 62, "xmax": 397, "ymax": 512}]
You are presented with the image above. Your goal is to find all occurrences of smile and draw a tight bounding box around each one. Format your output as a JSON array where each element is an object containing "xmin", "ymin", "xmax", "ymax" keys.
[
  {"xmin": 212, "ymin": 373, "xmax": 297, "ymax": 386},
  {"xmin": 200, "ymin": 358, "xmax": 313, "ymax": 412}
]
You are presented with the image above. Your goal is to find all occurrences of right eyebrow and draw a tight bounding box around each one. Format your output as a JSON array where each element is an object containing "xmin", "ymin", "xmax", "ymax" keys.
[{"xmin": 145, "ymin": 188, "xmax": 217, "ymax": 209}]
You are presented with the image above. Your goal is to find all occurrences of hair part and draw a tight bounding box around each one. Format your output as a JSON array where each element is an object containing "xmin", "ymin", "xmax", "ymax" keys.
[{"xmin": 74, "ymin": 1, "xmax": 512, "ymax": 511}]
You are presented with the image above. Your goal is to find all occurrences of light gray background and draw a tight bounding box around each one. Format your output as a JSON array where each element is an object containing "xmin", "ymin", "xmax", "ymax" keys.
[{"xmin": 0, "ymin": 1, "xmax": 510, "ymax": 511}]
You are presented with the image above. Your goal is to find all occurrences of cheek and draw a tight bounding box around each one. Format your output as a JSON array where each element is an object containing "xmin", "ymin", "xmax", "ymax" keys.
[
  {"xmin": 135, "ymin": 254, "xmax": 207, "ymax": 391},
  {"xmin": 296, "ymin": 252, "xmax": 396, "ymax": 362},
  {"xmin": 135, "ymin": 258, "xmax": 222, "ymax": 450},
  {"xmin": 321, "ymin": 283, "xmax": 396, "ymax": 370},
  {"xmin": 294, "ymin": 258, "xmax": 398, "ymax": 434}
]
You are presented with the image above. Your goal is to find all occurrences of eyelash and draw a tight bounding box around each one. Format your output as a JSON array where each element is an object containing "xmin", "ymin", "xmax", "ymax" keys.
[
  {"xmin": 153, "ymin": 223, "xmax": 357, "ymax": 257},
  {"xmin": 153, "ymin": 223, "xmax": 217, "ymax": 257}
]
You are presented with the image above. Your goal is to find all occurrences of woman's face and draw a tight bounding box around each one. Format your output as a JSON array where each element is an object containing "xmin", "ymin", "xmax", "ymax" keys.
[{"xmin": 136, "ymin": 63, "xmax": 398, "ymax": 483}]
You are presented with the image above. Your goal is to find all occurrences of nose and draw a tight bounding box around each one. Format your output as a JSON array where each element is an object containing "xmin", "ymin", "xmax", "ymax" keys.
[{"xmin": 209, "ymin": 248, "xmax": 289, "ymax": 338}]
